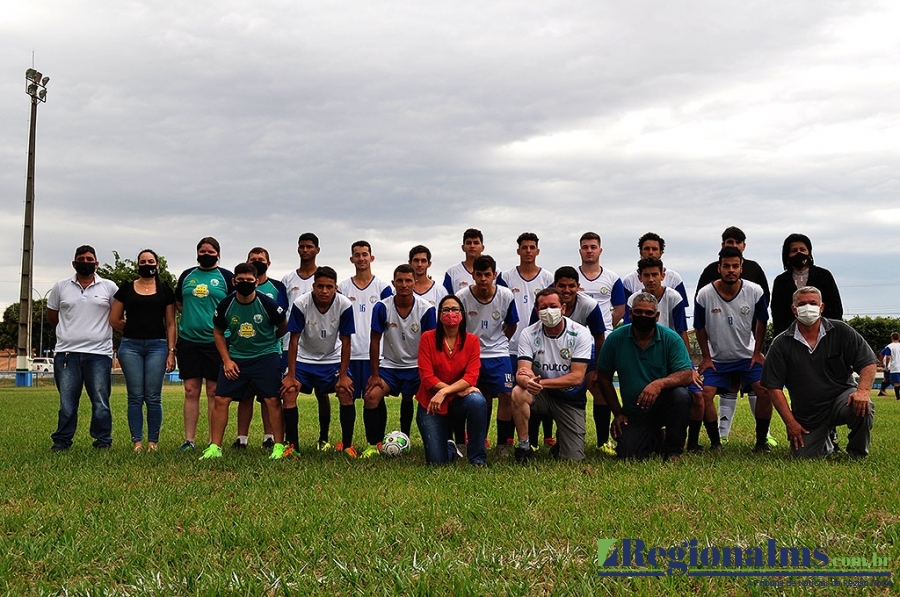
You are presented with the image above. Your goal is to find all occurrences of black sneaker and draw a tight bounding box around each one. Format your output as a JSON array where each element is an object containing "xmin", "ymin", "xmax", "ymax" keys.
[
  {"xmin": 262, "ymin": 438, "xmax": 275, "ymax": 450},
  {"xmin": 514, "ymin": 447, "xmax": 535, "ymax": 463},
  {"xmin": 50, "ymin": 443, "xmax": 69, "ymax": 453},
  {"xmin": 687, "ymin": 443, "xmax": 703, "ymax": 453},
  {"xmin": 753, "ymin": 443, "xmax": 771, "ymax": 454},
  {"xmin": 231, "ymin": 439, "xmax": 248, "ymax": 449}
]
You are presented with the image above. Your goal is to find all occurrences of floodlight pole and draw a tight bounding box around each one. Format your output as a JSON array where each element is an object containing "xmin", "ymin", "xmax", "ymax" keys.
[{"xmin": 16, "ymin": 69, "xmax": 48, "ymax": 382}]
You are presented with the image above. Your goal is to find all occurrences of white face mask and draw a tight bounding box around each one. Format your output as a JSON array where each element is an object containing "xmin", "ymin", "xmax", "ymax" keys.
[
  {"xmin": 796, "ymin": 304, "xmax": 822, "ymax": 326},
  {"xmin": 538, "ymin": 307, "xmax": 563, "ymax": 327}
]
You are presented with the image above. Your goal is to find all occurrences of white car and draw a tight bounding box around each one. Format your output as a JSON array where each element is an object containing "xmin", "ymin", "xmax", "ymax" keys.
[{"xmin": 29, "ymin": 357, "xmax": 54, "ymax": 373}]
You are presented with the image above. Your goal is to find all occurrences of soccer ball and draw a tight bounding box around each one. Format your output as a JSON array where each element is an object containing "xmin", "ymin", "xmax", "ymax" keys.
[{"xmin": 382, "ymin": 431, "xmax": 411, "ymax": 457}]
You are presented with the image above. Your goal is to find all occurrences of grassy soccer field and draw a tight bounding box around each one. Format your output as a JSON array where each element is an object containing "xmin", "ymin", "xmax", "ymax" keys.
[{"xmin": 0, "ymin": 381, "xmax": 896, "ymax": 596}]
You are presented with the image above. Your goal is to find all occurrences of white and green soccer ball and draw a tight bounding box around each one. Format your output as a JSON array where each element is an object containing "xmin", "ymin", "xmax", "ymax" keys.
[{"xmin": 382, "ymin": 431, "xmax": 411, "ymax": 457}]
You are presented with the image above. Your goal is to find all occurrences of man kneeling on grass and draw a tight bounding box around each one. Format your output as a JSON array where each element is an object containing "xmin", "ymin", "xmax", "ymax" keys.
[
  {"xmin": 201, "ymin": 263, "xmax": 289, "ymax": 460},
  {"xmin": 761, "ymin": 286, "xmax": 876, "ymax": 458},
  {"xmin": 596, "ymin": 292, "xmax": 693, "ymax": 461}
]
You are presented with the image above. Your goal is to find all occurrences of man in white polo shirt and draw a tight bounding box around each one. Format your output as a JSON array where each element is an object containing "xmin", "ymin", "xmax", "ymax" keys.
[{"xmin": 47, "ymin": 245, "xmax": 118, "ymax": 451}]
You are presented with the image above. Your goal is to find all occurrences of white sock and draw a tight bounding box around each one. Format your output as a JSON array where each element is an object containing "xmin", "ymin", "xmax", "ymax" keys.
[
  {"xmin": 237, "ymin": 435, "xmax": 248, "ymax": 445},
  {"xmin": 718, "ymin": 393, "xmax": 738, "ymax": 438}
]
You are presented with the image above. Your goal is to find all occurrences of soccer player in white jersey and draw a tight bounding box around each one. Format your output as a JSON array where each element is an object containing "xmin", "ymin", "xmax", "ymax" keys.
[
  {"xmin": 361, "ymin": 264, "xmax": 437, "ymax": 457},
  {"xmin": 281, "ymin": 232, "xmax": 333, "ymax": 449},
  {"xmin": 511, "ymin": 288, "xmax": 594, "ymax": 462},
  {"xmin": 457, "ymin": 255, "xmax": 519, "ymax": 454},
  {"xmin": 497, "ymin": 232, "xmax": 555, "ymax": 448},
  {"xmin": 338, "ymin": 241, "xmax": 393, "ymax": 457},
  {"xmin": 577, "ymin": 232, "xmax": 626, "ymax": 331},
  {"xmin": 282, "ymin": 267, "xmax": 355, "ymax": 455},
  {"xmin": 886, "ymin": 332, "xmax": 900, "ymax": 400},
  {"xmin": 551, "ymin": 267, "xmax": 610, "ymax": 453},
  {"xmin": 624, "ymin": 258, "xmax": 689, "ymax": 349},
  {"xmin": 409, "ymin": 245, "xmax": 447, "ymax": 307},
  {"xmin": 694, "ymin": 246, "xmax": 773, "ymax": 453},
  {"xmin": 443, "ymin": 228, "xmax": 485, "ymax": 295},
  {"xmin": 621, "ymin": 232, "xmax": 689, "ymax": 307}
]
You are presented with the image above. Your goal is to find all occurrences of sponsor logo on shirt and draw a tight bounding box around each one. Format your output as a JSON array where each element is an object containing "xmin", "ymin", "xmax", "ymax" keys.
[
  {"xmin": 239, "ymin": 323, "xmax": 256, "ymax": 338},
  {"xmin": 193, "ymin": 284, "xmax": 209, "ymax": 298}
]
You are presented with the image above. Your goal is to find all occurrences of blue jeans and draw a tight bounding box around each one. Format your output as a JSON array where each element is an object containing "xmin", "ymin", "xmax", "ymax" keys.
[
  {"xmin": 416, "ymin": 391, "xmax": 488, "ymax": 465},
  {"xmin": 51, "ymin": 352, "xmax": 113, "ymax": 448},
  {"xmin": 118, "ymin": 338, "xmax": 168, "ymax": 443}
]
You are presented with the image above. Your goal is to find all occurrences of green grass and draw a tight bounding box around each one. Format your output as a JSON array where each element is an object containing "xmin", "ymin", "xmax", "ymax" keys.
[{"xmin": 0, "ymin": 383, "xmax": 897, "ymax": 596}]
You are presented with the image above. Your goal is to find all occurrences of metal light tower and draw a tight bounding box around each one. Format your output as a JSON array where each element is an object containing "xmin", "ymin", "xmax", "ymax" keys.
[{"xmin": 16, "ymin": 68, "xmax": 49, "ymax": 383}]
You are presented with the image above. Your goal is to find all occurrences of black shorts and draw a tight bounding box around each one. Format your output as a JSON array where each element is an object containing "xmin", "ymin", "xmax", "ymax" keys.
[
  {"xmin": 215, "ymin": 354, "xmax": 282, "ymax": 401},
  {"xmin": 176, "ymin": 339, "xmax": 222, "ymax": 381}
]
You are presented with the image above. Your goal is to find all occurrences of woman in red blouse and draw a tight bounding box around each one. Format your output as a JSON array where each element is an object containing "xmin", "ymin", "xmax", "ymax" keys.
[{"xmin": 417, "ymin": 295, "xmax": 488, "ymax": 464}]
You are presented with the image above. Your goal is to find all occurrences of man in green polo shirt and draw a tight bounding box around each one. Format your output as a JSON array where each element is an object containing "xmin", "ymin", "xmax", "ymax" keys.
[
  {"xmin": 596, "ymin": 292, "xmax": 693, "ymax": 460},
  {"xmin": 201, "ymin": 263, "xmax": 288, "ymax": 460}
]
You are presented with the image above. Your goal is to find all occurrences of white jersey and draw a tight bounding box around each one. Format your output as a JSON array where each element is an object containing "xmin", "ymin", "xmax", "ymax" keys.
[
  {"xmin": 414, "ymin": 279, "xmax": 448, "ymax": 307},
  {"xmin": 561, "ymin": 292, "xmax": 606, "ymax": 337},
  {"xmin": 498, "ymin": 266, "xmax": 555, "ymax": 356},
  {"xmin": 694, "ymin": 280, "xmax": 768, "ymax": 362},
  {"xmin": 623, "ymin": 268, "xmax": 689, "ymax": 307},
  {"xmin": 280, "ymin": 270, "xmax": 315, "ymax": 350},
  {"xmin": 887, "ymin": 342, "xmax": 900, "ymax": 373},
  {"xmin": 371, "ymin": 296, "xmax": 437, "ymax": 369},
  {"xmin": 287, "ymin": 292, "xmax": 355, "ymax": 364},
  {"xmin": 443, "ymin": 262, "xmax": 476, "ymax": 295},
  {"xmin": 338, "ymin": 276, "xmax": 392, "ymax": 360},
  {"xmin": 578, "ymin": 266, "xmax": 625, "ymax": 332},
  {"xmin": 517, "ymin": 318, "xmax": 593, "ymax": 406},
  {"xmin": 626, "ymin": 286, "xmax": 687, "ymax": 333},
  {"xmin": 458, "ymin": 286, "xmax": 519, "ymax": 358}
]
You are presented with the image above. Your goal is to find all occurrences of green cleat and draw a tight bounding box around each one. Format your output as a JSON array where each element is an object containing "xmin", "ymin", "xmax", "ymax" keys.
[
  {"xmin": 360, "ymin": 444, "xmax": 381, "ymax": 459},
  {"xmin": 599, "ymin": 441, "xmax": 617, "ymax": 457},
  {"xmin": 316, "ymin": 440, "xmax": 332, "ymax": 452},
  {"xmin": 766, "ymin": 434, "xmax": 778, "ymax": 448},
  {"xmin": 269, "ymin": 443, "xmax": 287, "ymax": 460},
  {"xmin": 199, "ymin": 444, "xmax": 223, "ymax": 460}
]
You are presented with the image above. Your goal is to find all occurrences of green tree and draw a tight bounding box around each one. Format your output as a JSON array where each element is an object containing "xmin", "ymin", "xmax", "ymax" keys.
[
  {"xmin": 0, "ymin": 299, "xmax": 56, "ymax": 354},
  {"xmin": 846, "ymin": 316, "xmax": 900, "ymax": 354},
  {"xmin": 97, "ymin": 250, "xmax": 177, "ymax": 289}
]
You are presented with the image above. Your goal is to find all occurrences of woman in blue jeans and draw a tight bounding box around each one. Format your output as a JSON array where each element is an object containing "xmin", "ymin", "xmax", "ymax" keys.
[
  {"xmin": 416, "ymin": 294, "xmax": 488, "ymax": 465},
  {"xmin": 110, "ymin": 250, "xmax": 177, "ymax": 451}
]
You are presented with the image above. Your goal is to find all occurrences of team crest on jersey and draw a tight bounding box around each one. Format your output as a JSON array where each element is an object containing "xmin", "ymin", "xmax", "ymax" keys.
[
  {"xmin": 491, "ymin": 310, "xmax": 501, "ymax": 320},
  {"xmin": 193, "ymin": 284, "xmax": 209, "ymax": 298},
  {"xmin": 600, "ymin": 287, "xmax": 610, "ymax": 295},
  {"xmin": 740, "ymin": 306, "xmax": 751, "ymax": 315},
  {"xmin": 238, "ymin": 323, "xmax": 256, "ymax": 338},
  {"xmin": 534, "ymin": 288, "xmax": 544, "ymax": 297},
  {"xmin": 560, "ymin": 348, "xmax": 571, "ymax": 360},
  {"xmin": 253, "ymin": 314, "xmax": 264, "ymax": 323},
  {"xmin": 230, "ymin": 315, "xmax": 240, "ymax": 324},
  {"xmin": 210, "ymin": 279, "xmax": 220, "ymax": 286},
  {"xmin": 369, "ymin": 296, "xmax": 378, "ymax": 304},
  {"xmin": 411, "ymin": 323, "xmax": 420, "ymax": 333}
]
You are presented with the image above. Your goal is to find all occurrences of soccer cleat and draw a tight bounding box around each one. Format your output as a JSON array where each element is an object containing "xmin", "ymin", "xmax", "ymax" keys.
[
  {"xmin": 262, "ymin": 438, "xmax": 275, "ymax": 450},
  {"xmin": 335, "ymin": 442, "xmax": 358, "ymax": 458},
  {"xmin": 709, "ymin": 443, "xmax": 724, "ymax": 452},
  {"xmin": 720, "ymin": 436, "xmax": 730, "ymax": 445},
  {"xmin": 514, "ymin": 447, "xmax": 535, "ymax": 464},
  {"xmin": 484, "ymin": 438, "xmax": 491, "ymax": 449},
  {"xmin": 543, "ymin": 437, "xmax": 556, "ymax": 447},
  {"xmin": 282, "ymin": 444, "xmax": 300, "ymax": 459},
  {"xmin": 766, "ymin": 434, "xmax": 778, "ymax": 448},
  {"xmin": 316, "ymin": 440, "xmax": 332, "ymax": 452},
  {"xmin": 269, "ymin": 443, "xmax": 287, "ymax": 460},
  {"xmin": 231, "ymin": 439, "xmax": 247, "ymax": 449},
  {"xmin": 495, "ymin": 443, "xmax": 512, "ymax": 458},
  {"xmin": 753, "ymin": 442, "xmax": 772, "ymax": 454},
  {"xmin": 360, "ymin": 444, "xmax": 381, "ymax": 459},
  {"xmin": 50, "ymin": 444, "xmax": 69, "ymax": 453},
  {"xmin": 199, "ymin": 444, "xmax": 223, "ymax": 459},
  {"xmin": 687, "ymin": 444, "xmax": 703, "ymax": 453},
  {"xmin": 179, "ymin": 441, "xmax": 196, "ymax": 452},
  {"xmin": 599, "ymin": 441, "xmax": 617, "ymax": 457}
]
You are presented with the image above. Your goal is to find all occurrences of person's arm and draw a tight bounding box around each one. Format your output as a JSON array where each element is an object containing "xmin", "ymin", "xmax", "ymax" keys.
[
  {"xmin": 540, "ymin": 362, "xmax": 588, "ymax": 390},
  {"xmin": 610, "ymin": 279, "xmax": 626, "ymax": 326},
  {"xmin": 636, "ymin": 369, "xmax": 693, "ymax": 410},
  {"xmin": 696, "ymin": 327, "xmax": 713, "ymax": 374},
  {"xmin": 515, "ymin": 358, "xmax": 543, "ymax": 395},
  {"xmin": 109, "ymin": 299, "xmax": 126, "ymax": 333},
  {"xmin": 847, "ymin": 363, "xmax": 875, "ymax": 418},
  {"xmin": 597, "ymin": 369, "xmax": 627, "ymax": 438},
  {"xmin": 47, "ymin": 309, "xmax": 59, "ymax": 327},
  {"xmin": 750, "ymin": 317, "xmax": 767, "ymax": 368},
  {"xmin": 165, "ymin": 302, "xmax": 177, "ymax": 372},
  {"xmin": 503, "ymin": 298, "xmax": 518, "ymax": 340},
  {"xmin": 213, "ymin": 327, "xmax": 239, "ymax": 380},
  {"xmin": 769, "ymin": 387, "xmax": 808, "ymax": 450}
]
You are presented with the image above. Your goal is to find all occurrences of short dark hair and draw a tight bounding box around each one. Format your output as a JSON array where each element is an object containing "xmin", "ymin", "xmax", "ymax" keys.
[
  {"xmin": 722, "ymin": 226, "xmax": 746, "ymax": 243},
  {"xmin": 298, "ymin": 232, "xmax": 319, "ymax": 247},
  {"xmin": 580, "ymin": 232, "xmax": 600, "ymax": 244},
  {"xmin": 197, "ymin": 236, "xmax": 220, "ymax": 254},
  {"xmin": 781, "ymin": 233, "xmax": 813, "ymax": 270},
  {"xmin": 516, "ymin": 232, "xmax": 539, "ymax": 246},
  {"xmin": 554, "ymin": 266, "xmax": 579, "ymax": 284},
  {"xmin": 247, "ymin": 247, "xmax": 270, "ymax": 261},
  {"xmin": 233, "ymin": 262, "xmax": 257, "ymax": 277},
  {"xmin": 393, "ymin": 263, "xmax": 415, "ymax": 278},
  {"xmin": 472, "ymin": 255, "xmax": 496, "ymax": 273},
  {"xmin": 892, "ymin": 332, "xmax": 900, "ymax": 341},
  {"xmin": 74, "ymin": 245, "xmax": 97, "ymax": 260},
  {"xmin": 535, "ymin": 287, "xmax": 563, "ymax": 304},
  {"xmin": 637, "ymin": 257, "xmax": 664, "ymax": 273},
  {"xmin": 718, "ymin": 246, "xmax": 744, "ymax": 264},
  {"xmin": 435, "ymin": 295, "xmax": 467, "ymax": 351},
  {"xmin": 463, "ymin": 228, "xmax": 483, "ymax": 243},
  {"xmin": 409, "ymin": 245, "xmax": 432, "ymax": 261},
  {"xmin": 351, "ymin": 240, "xmax": 372, "ymax": 254},
  {"xmin": 638, "ymin": 232, "xmax": 665, "ymax": 253},
  {"xmin": 314, "ymin": 266, "xmax": 338, "ymax": 282}
]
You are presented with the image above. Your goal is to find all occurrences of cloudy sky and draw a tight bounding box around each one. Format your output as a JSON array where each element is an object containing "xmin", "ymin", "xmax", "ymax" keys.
[{"xmin": 3, "ymin": 1, "xmax": 898, "ymax": 319}]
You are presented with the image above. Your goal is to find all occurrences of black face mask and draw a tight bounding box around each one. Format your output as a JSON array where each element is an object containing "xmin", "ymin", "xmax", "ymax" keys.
[
  {"xmin": 235, "ymin": 281, "xmax": 257, "ymax": 297},
  {"xmin": 251, "ymin": 261, "xmax": 268, "ymax": 276},
  {"xmin": 138, "ymin": 265, "xmax": 157, "ymax": 278},
  {"xmin": 74, "ymin": 262, "xmax": 96, "ymax": 276},
  {"xmin": 789, "ymin": 252, "xmax": 812, "ymax": 270},
  {"xmin": 631, "ymin": 315, "xmax": 656, "ymax": 334},
  {"xmin": 197, "ymin": 254, "xmax": 218, "ymax": 268}
]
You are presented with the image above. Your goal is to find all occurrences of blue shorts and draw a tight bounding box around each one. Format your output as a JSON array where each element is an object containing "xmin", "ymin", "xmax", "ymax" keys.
[
  {"xmin": 379, "ymin": 367, "xmax": 420, "ymax": 396},
  {"xmin": 701, "ymin": 359, "xmax": 763, "ymax": 393},
  {"xmin": 478, "ymin": 357, "xmax": 514, "ymax": 397},
  {"xmin": 295, "ymin": 361, "xmax": 345, "ymax": 395},
  {"xmin": 347, "ymin": 360, "xmax": 371, "ymax": 399},
  {"xmin": 887, "ymin": 372, "xmax": 900, "ymax": 384},
  {"xmin": 216, "ymin": 353, "xmax": 282, "ymax": 401}
]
